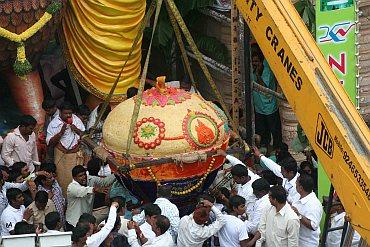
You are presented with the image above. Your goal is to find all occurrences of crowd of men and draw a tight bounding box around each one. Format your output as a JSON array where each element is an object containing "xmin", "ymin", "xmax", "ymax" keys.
[{"xmin": 0, "ymin": 96, "xmax": 357, "ymax": 247}]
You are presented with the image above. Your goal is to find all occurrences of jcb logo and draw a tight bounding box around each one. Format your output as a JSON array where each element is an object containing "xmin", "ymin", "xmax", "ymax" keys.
[{"xmin": 316, "ymin": 114, "xmax": 334, "ymax": 158}]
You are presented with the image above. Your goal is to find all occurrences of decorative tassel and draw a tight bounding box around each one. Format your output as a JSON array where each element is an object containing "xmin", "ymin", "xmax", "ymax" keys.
[{"xmin": 13, "ymin": 43, "xmax": 32, "ymax": 77}]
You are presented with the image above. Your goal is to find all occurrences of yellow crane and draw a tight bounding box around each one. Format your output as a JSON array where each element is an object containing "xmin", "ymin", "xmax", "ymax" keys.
[{"xmin": 236, "ymin": 0, "xmax": 370, "ymax": 241}]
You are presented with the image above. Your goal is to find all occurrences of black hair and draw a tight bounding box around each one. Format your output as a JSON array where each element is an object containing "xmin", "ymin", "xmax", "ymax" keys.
[
  {"xmin": 40, "ymin": 162, "xmax": 57, "ymax": 174},
  {"xmin": 72, "ymin": 225, "xmax": 90, "ymax": 242},
  {"xmin": 229, "ymin": 195, "xmax": 246, "ymax": 210},
  {"xmin": 86, "ymin": 158, "xmax": 103, "ymax": 176},
  {"xmin": 8, "ymin": 170, "xmax": 22, "ymax": 183},
  {"xmin": 14, "ymin": 221, "xmax": 35, "ymax": 235},
  {"xmin": 6, "ymin": 188, "xmax": 23, "ymax": 204},
  {"xmin": 251, "ymin": 43, "xmax": 264, "ymax": 61},
  {"xmin": 111, "ymin": 196, "xmax": 126, "ymax": 213},
  {"xmin": 219, "ymin": 187, "xmax": 230, "ymax": 199},
  {"xmin": 12, "ymin": 161, "xmax": 27, "ymax": 173},
  {"xmin": 279, "ymin": 157, "xmax": 298, "ymax": 174},
  {"xmin": 35, "ymin": 191, "xmax": 49, "ymax": 204},
  {"xmin": 42, "ymin": 99, "xmax": 56, "ymax": 110},
  {"xmin": 19, "ymin": 115, "xmax": 37, "ymax": 127},
  {"xmin": 252, "ymin": 178, "xmax": 270, "ymax": 192},
  {"xmin": 77, "ymin": 104, "xmax": 90, "ymax": 116},
  {"xmin": 300, "ymin": 161, "xmax": 314, "ymax": 173},
  {"xmin": 230, "ymin": 164, "xmax": 249, "ymax": 177},
  {"xmin": 157, "ymin": 185, "xmax": 172, "ymax": 198},
  {"xmin": 297, "ymin": 174, "xmax": 314, "ymax": 193},
  {"xmin": 72, "ymin": 165, "xmax": 86, "ymax": 177},
  {"xmin": 0, "ymin": 166, "xmax": 10, "ymax": 173},
  {"xmin": 269, "ymin": 185, "xmax": 287, "ymax": 204},
  {"xmin": 144, "ymin": 203, "xmax": 161, "ymax": 217},
  {"xmin": 155, "ymin": 215, "xmax": 170, "ymax": 235},
  {"xmin": 260, "ymin": 170, "xmax": 282, "ymax": 186},
  {"xmin": 60, "ymin": 101, "xmax": 74, "ymax": 112},
  {"xmin": 127, "ymin": 87, "xmax": 138, "ymax": 99},
  {"xmin": 45, "ymin": 212, "xmax": 61, "ymax": 230},
  {"xmin": 198, "ymin": 193, "xmax": 216, "ymax": 204},
  {"xmin": 78, "ymin": 213, "xmax": 96, "ymax": 225}
]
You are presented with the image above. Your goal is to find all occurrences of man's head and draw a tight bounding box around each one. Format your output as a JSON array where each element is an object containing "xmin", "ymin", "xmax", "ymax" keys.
[
  {"xmin": 59, "ymin": 101, "xmax": 74, "ymax": 122},
  {"xmin": 144, "ymin": 203, "xmax": 161, "ymax": 226},
  {"xmin": 296, "ymin": 174, "xmax": 314, "ymax": 196},
  {"xmin": 40, "ymin": 162, "xmax": 57, "ymax": 178},
  {"xmin": 268, "ymin": 185, "xmax": 287, "ymax": 207},
  {"xmin": 19, "ymin": 115, "xmax": 37, "ymax": 136},
  {"xmin": 97, "ymin": 103, "xmax": 111, "ymax": 121},
  {"xmin": 193, "ymin": 201, "xmax": 212, "ymax": 226},
  {"xmin": 72, "ymin": 225, "xmax": 89, "ymax": 247},
  {"xmin": 45, "ymin": 212, "xmax": 61, "ymax": 231},
  {"xmin": 230, "ymin": 164, "xmax": 249, "ymax": 185},
  {"xmin": 157, "ymin": 185, "xmax": 172, "ymax": 199},
  {"xmin": 76, "ymin": 104, "xmax": 90, "ymax": 125},
  {"xmin": 126, "ymin": 87, "xmax": 138, "ymax": 99},
  {"xmin": 12, "ymin": 162, "xmax": 29, "ymax": 178},
  {"xmin": 151, "ymin": 215, "xmax": 170, "ymax": 237},
  {"xmin": 279, "ymin": 157, "xmax": 298, "ymax": 180},
  {"xmin": 252, "ymin": 178, "xmax": 271, "ymax": 198},
  {"xmin": 229, "ymin": 195, "xmax": 246, "ymax": 216},
  {"xmin": 0, "ymin": 166, "xmax": 10, "ymax": 182},
  {"xmin": 72, "ymin": 165, "xmax": 87, "ymax": 186},
  {"xmin": 251, "ymin": 44, "xmax": 264, "ymax": 71},
  {"xmin": 8, "ymin": 170, "xmax": 23, "ymax": 183},
  {"xmin": 14, "ymin": 221, "xmax": 35, "ymax": 235},
  {"xmin": 6, "ymin": 188, "xmax": 24, "ymax": 208},
  {"xmin": 35, "ymin": 191, "xmax": 49, "ymax": 211},
  {"xmin": 300, "ymin": 161, "xmax": 314, "ymax": 176},
  {"xmin": 111, "ymin": 196, "xmax": 126, "ymax": 216},
  {"xmin": 78, "ymin": 213, "xmax": 97, "ymax": 236},
  {"xmin": 42, "ymin": 99, "xmax": 57, "ymax": 116},
  {"xmin": 86, "ymin": 158, "xmax": 103, "ymax": 176}
]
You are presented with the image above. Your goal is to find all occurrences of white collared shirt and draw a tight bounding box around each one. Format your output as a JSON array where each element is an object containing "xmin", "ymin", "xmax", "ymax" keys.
[
  {"xmin": 260, "ymin": 155, "xmax": 300, "ymax": 203},
  {"xmin": 326, "ymin": 212, "xmax": 360, "ymax": 246},
  {"xmin": 46, "ymin": 114, "xmax": 85, "ymax": 150},
  {"xmin": 128, "ymin": 229, "xmax": 176, "ymax": 247},
  {"xmin": 0, "ymin": 204, "xmax": 25, "ymax": 236},
  {"xmin": 86, "ymin": 206, "xmax": 117, "ymax": 247},
  {"xmin": 292, "ymin": 192, "xmax": 323, "ymax": 247},
  {"xmin": 140, "ymin": 221, "xmax": 156, "ymax": 241},
  {"xmin": 133, "ymin": 197, "xmax": 180, "ymax": 239},
  {"xmin": 245, "ymin": 193, "xmax": 271, "ymax": 234},
  {"xmin": 256, "ymin": 203, "xmax": 300, "ymax": 247},
  {"xmin": 1, "ymin": 126, "xmax": 38, "ymax": 172},
  {"xmin": 217, "ymin": 214, "xmax": 249, "ymax": 247},
  {"xmin": 177, "ymin": 206, "xmax": 226, "ymax": 247},
  {"xmin": 226, "ymin": 154, "xmax": 260, "ymax": 218}
]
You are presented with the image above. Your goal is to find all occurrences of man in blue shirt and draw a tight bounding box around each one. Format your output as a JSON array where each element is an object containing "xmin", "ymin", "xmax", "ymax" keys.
[{"xmin": 251, "ymin": 45, "xmax": 282, "ymax": 150}]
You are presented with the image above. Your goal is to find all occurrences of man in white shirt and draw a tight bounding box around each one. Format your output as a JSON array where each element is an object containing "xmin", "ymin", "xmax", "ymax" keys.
[
  {"xmin": 133, "ymin": 185, "xmax": 180, "ymax": 239},
  {"xmin": 0, "ymin": 172, "xmax": 29, "ymax": 216},
  {"xmin": 291, "ymin": 175, "xmax": 323, "ymax": 247},
  {"xmin": 141, "ymin": 203, "xmax": 160, "ymax": 242},
  {"xmin": 85, "ymin": 201, "xmax": 119, "ymax": 247},
  {"xmin": 1, "ymin": 115, "xmax": 39, "ymax": 172},
  {"xmin": 128, "ymin": 215, "xmax": 176, "ymax": 247},
  {"xmin": 42, "ymin": 99, "xmax": 59, "ymax": 163},
  {"xmin": 87, "ymin": 103, "xmax": 111, "ymax": 145},
  {"xmin": 46, "ymin": 101, "xmax": 85, "ymax": 195},
  {"xmin": 245, "ymin": 178, "xmax": 271, "ymax": 234},
  {"xmin": 0, "ymin": 188, "xmax": 33, "ymax": 236},
  {"xmin": 65, "ymin": 165, "xmax": 116, "ymax": 228},
  {"xmin": 177, "ymin": 199, "xmax": 226, "ymax": 247},
  {"xmin": 248, "ymin": 185, "xmax": 300, "ymax": 247},
  {"xmin": 217, "ymin": 195, "xmax": 249, "ymax": 247},
  {"xmin": 326, "ymin": 199, "xmax": 360, "ymax": 246},
  {"xmin": 253, "ymin": 146, "xmax": 300, "ymax": 203}
]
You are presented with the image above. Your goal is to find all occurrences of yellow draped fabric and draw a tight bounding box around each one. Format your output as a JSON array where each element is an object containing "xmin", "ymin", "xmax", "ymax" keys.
[{"xmin": 61, "ymin": 0, "xmax": 145, "ymax": 101}]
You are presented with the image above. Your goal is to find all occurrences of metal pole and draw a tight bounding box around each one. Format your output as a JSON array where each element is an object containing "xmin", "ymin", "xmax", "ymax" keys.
[
  {"xmin": 243, "ymin": 24, "xmax": 253, "ymax": 144},
  {"xmin": 321, "ymin": 184, "xmax": 335, "ymax": 247}
]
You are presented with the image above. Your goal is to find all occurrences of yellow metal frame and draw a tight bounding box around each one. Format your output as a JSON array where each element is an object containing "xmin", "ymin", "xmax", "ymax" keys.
[{"xmin": 236, "ymin": 0, "xmax": 370, "ymax": 241}]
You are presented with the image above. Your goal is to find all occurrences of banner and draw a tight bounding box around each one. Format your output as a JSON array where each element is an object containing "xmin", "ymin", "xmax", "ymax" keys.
[{"xmin": 316, "ymin": 0, "xmax": 356, "ymax": 202}]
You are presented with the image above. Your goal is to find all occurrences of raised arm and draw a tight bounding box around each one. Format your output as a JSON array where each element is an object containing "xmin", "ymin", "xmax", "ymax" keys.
[{"xmin": 253, "ymin": 147, "xmax": 283, "ymax": 179}]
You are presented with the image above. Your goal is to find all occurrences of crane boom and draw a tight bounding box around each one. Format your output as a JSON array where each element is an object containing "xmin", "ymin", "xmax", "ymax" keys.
[{"xmin": 236, "ymin": 0, "xmax": 370, "ymax": 241}]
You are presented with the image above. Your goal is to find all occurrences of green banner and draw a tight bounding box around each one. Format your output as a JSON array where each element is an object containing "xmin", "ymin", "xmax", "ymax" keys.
[{"xmin": 316, "ymin": 0, "xmax": 357, "ymax": 206}]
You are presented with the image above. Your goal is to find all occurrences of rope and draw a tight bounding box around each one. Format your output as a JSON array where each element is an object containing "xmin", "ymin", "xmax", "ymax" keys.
[
  {"xmin": 88, "ymin": 0, "xmax": 157, "ymax": 139},
  {"xmin": 126, "ymin": 0, "xmax": 163, "ymax": 156},
  {"xmin": 165, "ymin": 0, "xmax": 249, "ymax": 152}
]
